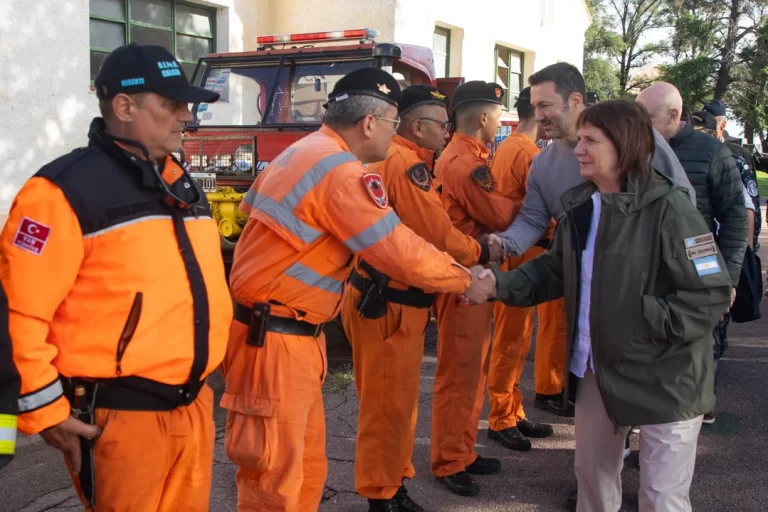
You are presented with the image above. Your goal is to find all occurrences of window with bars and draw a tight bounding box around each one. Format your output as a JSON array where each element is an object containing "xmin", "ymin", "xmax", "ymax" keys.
[
  {"xmin": 433, "ymin": 26, "xmax": 451, "ymax": 79},
  {"xmin": 89, "ymin": 0, "xmax": 216, "ymax": 81},
  {"xmin": 494, "ymin": 45, "xmax": 523, "ymax": 111}
]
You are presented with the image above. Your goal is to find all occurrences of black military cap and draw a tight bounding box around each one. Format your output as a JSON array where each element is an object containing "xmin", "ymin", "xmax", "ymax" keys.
[
  {"xmin": 398, "ymin": 85, "xmax": 450, "ymax": 116},
  {"xmin": 514, "ymin": 87, "xmax": 531, "ymax": 108},
  {"xmin": 95, "ymin": 43, "xmax": 219, "ymax": 103},
  {"xmin": 452, "ymin": 80, "xmax": 505, "ymax": 112},
  {"xmin": 325, "ymin": 67, "xmax": 401, "ymax": 108},
  {"xmin": 691, "ymin": 110, "xmax": 718, "ymax": 131},
  {"xmin": 703, "ymin": 100, "xmax": 727, "ymax": 118}
]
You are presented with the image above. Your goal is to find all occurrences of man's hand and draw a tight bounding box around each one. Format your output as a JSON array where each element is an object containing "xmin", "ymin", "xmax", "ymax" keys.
[
  {"xmin": 486, "ymin": 233, "xmax": 506, "ymax": 263},
  {"xmin": 39, "ymin": 416, "xmax": 102, "ymax": 473},
  {"xmin": 461, "ymin": 265, "xmax": 497, "ymax": 305},
  {"xmin": 730, "ymin": 288, "xmax": 737, "ymax": 308}
]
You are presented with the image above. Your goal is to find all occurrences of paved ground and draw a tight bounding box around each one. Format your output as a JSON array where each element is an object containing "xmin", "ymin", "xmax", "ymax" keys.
[{"xmin": 4, "ymin": 229, "xmax": 768, "ymax": 511}]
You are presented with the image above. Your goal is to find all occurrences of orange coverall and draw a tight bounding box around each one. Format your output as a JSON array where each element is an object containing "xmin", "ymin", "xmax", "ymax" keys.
[
  {"xmin": 431, "ymin": 133, "xmax": 519, "ymax": 478},
  {"xmin": 486, "ymin": 132, "xmax": 567, "ymax": 432},
  {"xmin": 1, "ymin": 126, "xmax": 232, "ymax": 512},
  {"xmin": 340, "ymin": 135, "xmax": 487, "ymax": 500},
  {"xmin": 222, "ymin": 126, "xmax": 471, "ymax": 512}
]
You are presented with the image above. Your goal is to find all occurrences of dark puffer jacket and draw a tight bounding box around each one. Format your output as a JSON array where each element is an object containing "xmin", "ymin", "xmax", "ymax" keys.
[{"xmin": 669, "ymin": 121, "xmax": 747, "ymax": 286}]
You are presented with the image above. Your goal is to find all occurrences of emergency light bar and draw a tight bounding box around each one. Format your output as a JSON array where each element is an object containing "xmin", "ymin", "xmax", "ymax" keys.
[{"xmin": 256, "ymin": 29, "xmax": 379, "ymax": 45}]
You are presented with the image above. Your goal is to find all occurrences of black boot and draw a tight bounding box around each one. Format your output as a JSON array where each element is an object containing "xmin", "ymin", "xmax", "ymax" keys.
[
  {"xmin": 436, "ymin": 471, "xmax": 480, "ymax": 497},
  {"xmin": 368, "ymin": 498, "xmax": 399, "ymax": 512},
  {"xmin": 517, "ymin": 418, "xmax": 554, "ymax": 438},
  {"xmin": 465, "ymin": 455, "xmax": 502, "ymax": 475},
  {"xmin": 534, "ymin": 392, "xmax": 575, "ymax": 417},
  {"xmin": 488, "ymin": 427, "xmax": 531, "ymax": 451},
  {"xmin": 394, "ymin": 485, "xmax": 425, "ymax": 512}
]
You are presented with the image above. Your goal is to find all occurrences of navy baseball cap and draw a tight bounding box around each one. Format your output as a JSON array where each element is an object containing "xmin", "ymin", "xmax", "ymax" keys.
[{"xmin": 95, "ymin": 43, "xmax": 219, "ymax": 103}]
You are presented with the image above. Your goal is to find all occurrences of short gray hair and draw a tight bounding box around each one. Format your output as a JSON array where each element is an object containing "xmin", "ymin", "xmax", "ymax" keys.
[{"xmin": 324, "ymin": 95, "xmax": 391, "ymax": 129}]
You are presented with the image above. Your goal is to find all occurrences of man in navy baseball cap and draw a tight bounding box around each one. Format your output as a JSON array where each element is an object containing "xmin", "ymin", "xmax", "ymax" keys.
[{"xmin": 94, "ymin": 43, "xmax": 216, "ymax": 164}]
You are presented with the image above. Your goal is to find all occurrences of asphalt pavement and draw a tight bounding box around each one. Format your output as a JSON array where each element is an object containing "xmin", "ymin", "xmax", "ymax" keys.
[{"xmin": 3, "ymin": 228, "xmax": 768, "ymax": 511}]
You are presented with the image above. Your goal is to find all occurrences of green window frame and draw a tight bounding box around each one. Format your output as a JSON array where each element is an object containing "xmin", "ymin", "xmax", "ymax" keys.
[
  {"xmin": 433, "ymin": 26, "xmax": 451, "ymax": 79},
  {"xmin": 494, "ymin": 45, "xmax": 523, "ymax": 111},
  {"xmin": 89, "ymin": 0, "xmax": 216, "ymax": 81}
]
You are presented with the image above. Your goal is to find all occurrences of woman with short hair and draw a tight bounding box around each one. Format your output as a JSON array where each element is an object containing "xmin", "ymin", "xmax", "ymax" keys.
[{"xmin": 472, "ymin": 100, "xmax": 732, "ymax": 511}]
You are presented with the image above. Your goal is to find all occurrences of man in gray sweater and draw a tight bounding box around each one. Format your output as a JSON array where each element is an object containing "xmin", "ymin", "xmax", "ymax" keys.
[{"xmin": 497, "ymin": 64, "xmax": 695, "ymax": 259}]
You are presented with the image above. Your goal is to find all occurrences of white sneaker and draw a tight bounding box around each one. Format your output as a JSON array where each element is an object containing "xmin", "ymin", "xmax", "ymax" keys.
[{"xmin": 703, "ymin": 412, "xmax": 716, "ymax": 424}]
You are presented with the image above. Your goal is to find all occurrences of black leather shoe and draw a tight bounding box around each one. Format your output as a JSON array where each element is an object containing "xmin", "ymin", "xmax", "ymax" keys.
[
  {"xmin": 436, "ymin": 471, "xmax": 480, "ymax": 497},
  {"xmin": 517, "ymin": 418, "xmax": 554, "ymax": 438},
  {"xmin": 488, "ymin": 427, "xmax": 532, "ymax": 451},
  {"xmin": 394, "ymin": 485, "xmax": 425, "ymax": 512},
  {"xmin": 368, "ymin": 498, "xmax": 399, "ymax": 512},
  {"xmin": 465, "ymin": 455, "xmax": 502, "ymax": 475},
  {"xmin": 535, "ymin": 393, "xmax": 575, "ymax": 418},
  {"xmin": 566, "ymin": 489, "xmax": 577, "ymax": 512}
]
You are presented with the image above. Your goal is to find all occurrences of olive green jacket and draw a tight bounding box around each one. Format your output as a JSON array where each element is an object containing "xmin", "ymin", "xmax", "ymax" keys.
[{"xmin": 493, "ymin": 169, "xmax": 732, "ymax": 427}]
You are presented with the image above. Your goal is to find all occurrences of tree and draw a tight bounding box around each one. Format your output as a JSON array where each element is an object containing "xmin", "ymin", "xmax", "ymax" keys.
[
  {"xmin": 583, "ymin": 0, "xmax": 623, "ymax": 98},
  {"xmin": 607, "ymin": 0, "xmax": 669, "ymax": 94},
  {"xmin": 728, "ymin": 22, "xmax": 768, "ymax": 148}
]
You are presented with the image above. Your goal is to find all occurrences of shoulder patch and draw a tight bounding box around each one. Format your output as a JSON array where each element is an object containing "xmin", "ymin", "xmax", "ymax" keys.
[
  {"xmin": 406, "ymin": 163, "xmax": 432, "ymax": 192},
  {"xmin": 13, "ymin": 217, "xmax": 51, "ymax": 256},
  {"xmin": 471, "ymin": 165, "xmax": 495, "ymax": 192},
  {"xmin": 684, "ymin": 232, "xmax": 718, "ymax": 260},
  {"xmin": 692, "ymin": 254, "xmax": 721, "ymax": 276},
  {"xmin": 747, "ymin": 179, "xmax": 758, "ymax": 197},
  {"xmin": 362, "ymin": 173, "xmax": 388, "ymax": 209}
]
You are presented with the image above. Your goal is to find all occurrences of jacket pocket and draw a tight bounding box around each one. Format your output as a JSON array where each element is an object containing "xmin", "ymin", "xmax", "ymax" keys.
[
  {"xmin": 224, "ymin": 401, "xmax": 277, "ymax": 472},
  {"xmin": 115, "ymin": 292, "xmax": 143, "ymax": 376}
]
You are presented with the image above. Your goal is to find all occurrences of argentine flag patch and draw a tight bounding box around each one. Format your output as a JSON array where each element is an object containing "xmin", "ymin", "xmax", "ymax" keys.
[{"xmin": 693, "ymin": 254, "xmax": 721, "ymax": 276}]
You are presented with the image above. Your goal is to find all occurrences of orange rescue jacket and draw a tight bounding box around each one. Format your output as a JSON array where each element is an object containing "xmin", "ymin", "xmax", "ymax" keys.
[
  {"xmin": 435, "ymin": 133, "xmax": 519, "ymax": 238},
  {"xmin": 489, "ymin": 132, "xmax": 555, "ymax": 240},
  {"xmin": 0, "ymin": 119, "xmax": 233, "ymax": 435},
  {"xmin": 229, "ymin": 126, "xmax": 471, "ymax": 323}
]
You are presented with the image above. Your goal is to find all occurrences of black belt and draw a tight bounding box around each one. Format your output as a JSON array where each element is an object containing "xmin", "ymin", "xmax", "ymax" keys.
[
  {"xmin": 233, "ymin": 301, "xmax": 324, "ymax": 337},
  {"xmin": 61, "ymin": 375, "xmax": 204, "ymax": 413},
  {"xmin": 535, "ymin": 238, "xmax": 551, "ymax": 249},
  {"xmin": 349, "ymin": 268, "xmax": 435, "ymax": 309}
]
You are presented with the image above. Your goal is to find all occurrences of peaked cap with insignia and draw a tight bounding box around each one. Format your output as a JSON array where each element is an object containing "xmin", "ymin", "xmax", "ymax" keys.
[
  {"xmin": 452, "ymin": 80, "xmax": 505, "ymax": 112},
  {"xmin": 325, "ymin": 67, "xmax": 402, "ymax": 108},
  {"xmin": 398, "ymin": 85, "xmax": 450, "ymax": 116},
  {"xmin": 691, "ymin": 110, "xmax": 718, "ymax": 131}
]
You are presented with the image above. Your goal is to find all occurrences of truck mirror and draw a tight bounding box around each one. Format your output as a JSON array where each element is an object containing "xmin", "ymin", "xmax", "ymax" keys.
[
  {"xmin": 373, "ymin": 43, "xmax": 403, "ymax": 73},
  {"xmin": 315, "ymin": 78, "xmax": 322, "ymax": 92}
]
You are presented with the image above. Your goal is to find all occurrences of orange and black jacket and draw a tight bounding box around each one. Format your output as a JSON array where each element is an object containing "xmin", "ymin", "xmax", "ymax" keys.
[
  {"xmin": 0, "ymin": 281, "xmax": 19, "ymax": 469},
  {"xmin": 0, "ymin": 118, "xmax": 233, "ymax": 435}
]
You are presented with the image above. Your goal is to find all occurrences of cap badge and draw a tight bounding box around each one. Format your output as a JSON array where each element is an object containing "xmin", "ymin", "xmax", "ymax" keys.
[
  {"xmin": 495, "ymin": 87, "xmax": 502, "ymax": 98},
  {"xmin": 378, "ymin": 83, "xmax": 391, "ymax": 95},
  {"xmin": 430, "ymin": 90, "xmax": 446, "ymax": 100}
]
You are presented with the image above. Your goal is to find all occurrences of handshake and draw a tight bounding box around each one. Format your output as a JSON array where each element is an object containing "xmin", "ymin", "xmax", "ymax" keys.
[
  {"xmin": 478, "ymin": 233, "xmax": 507, "ymax": 264},
  {"xmin": 459, "ymin": 265, "xmax": 497, "ymax": 305}
]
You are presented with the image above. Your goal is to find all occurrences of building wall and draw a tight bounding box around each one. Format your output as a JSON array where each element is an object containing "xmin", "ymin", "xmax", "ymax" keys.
[{"xmin": 0, "ymin": 0, "xmax": 589, "ymax": 224}]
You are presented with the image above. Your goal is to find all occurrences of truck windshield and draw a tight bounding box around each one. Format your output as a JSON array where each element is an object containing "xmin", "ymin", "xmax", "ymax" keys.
[{"xmin": 192, "ymin": 58, "xmax": 373, "ymax": 127}]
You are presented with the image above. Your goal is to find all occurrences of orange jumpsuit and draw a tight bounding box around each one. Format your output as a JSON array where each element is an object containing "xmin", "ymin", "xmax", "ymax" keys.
[
  {"xmin": 486, "ymin": 132, "xmax": 567, "ymax": 432},
  {"xmin": 340, "ymin": 135, "xmax": 488, "ymax": 500},
  {"xmin": 222, "ymin": 126, "xmax": 471, "ymax": 512},
  {"xmin": 1, "ymin": 119, "xmax": 232, "ymax": 511},
  {"xmin": 431, "ymin": 133, "xmax": 519, "ymax": 477}
]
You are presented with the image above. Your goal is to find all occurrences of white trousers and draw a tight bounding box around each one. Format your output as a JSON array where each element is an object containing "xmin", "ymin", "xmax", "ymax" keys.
[{"xmin": 574, "ymin": 369, "xmax": 703, "ymax": 512}]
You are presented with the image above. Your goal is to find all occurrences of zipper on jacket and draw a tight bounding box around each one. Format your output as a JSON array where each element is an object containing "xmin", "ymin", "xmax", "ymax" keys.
[
  {"xmin": 116, "ymin": 292, "xmax": 143, "ymax": 376},
  {"xmin": 591, "ymin": 198, "xmax": 620, "ymax": 433}
]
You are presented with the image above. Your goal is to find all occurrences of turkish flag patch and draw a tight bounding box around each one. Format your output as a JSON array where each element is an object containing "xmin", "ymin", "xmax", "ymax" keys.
[
  {"xmin": 362, "ymin": 173, "xmax": 388, "ymax": 209},
  {"xmin": 12, "ymin": 217, "xmax": 51, "ymax": 256}
]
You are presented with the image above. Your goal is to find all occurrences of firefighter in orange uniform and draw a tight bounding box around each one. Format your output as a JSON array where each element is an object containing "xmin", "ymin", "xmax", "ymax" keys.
[
  {"xmin": 0, "ymin": 282, "xmax": 19, "ymax": 470},
  {"xmin": 221, "ymin": 68, "xmax": 493, "ymax": 512},
  {"xmin": 0, "ymin": 44, "xmax": 233, "ymax": 510},
  {"xmin": 431, "ymin": 81, "xmax": 520, "ymax": 497},
  {"xmin": 486, "ymin": 87, "xmax": 563, "ymax": 452},
  {"xmin": 339, "ymin": 85, "xmax": 506, "ymax": 512}
]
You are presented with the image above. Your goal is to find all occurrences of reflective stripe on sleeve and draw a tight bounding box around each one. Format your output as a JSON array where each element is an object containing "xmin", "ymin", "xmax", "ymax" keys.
[
  {"xmin": 345, "ymin": 210, "xmax": 401, "ymax": 253},
  {"xmin": 284, "ymin": 262, "xmax": 344, "ymax": 294},
  {"xmin": 17, "ymin": 379, "xmax": 64, "ymax": 413},
  {"xmin": 0, "ymin": 414, "xmax": 17, "ymax": 455}
]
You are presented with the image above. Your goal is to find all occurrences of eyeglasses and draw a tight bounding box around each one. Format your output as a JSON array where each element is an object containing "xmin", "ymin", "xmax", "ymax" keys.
[
  {"xmin": 374, "ymin": 116, "xmax": 401, "ymax": 130},
  {"xmin": 419, "ymin": 117, "xmax": 451, "ymax": 131}
]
